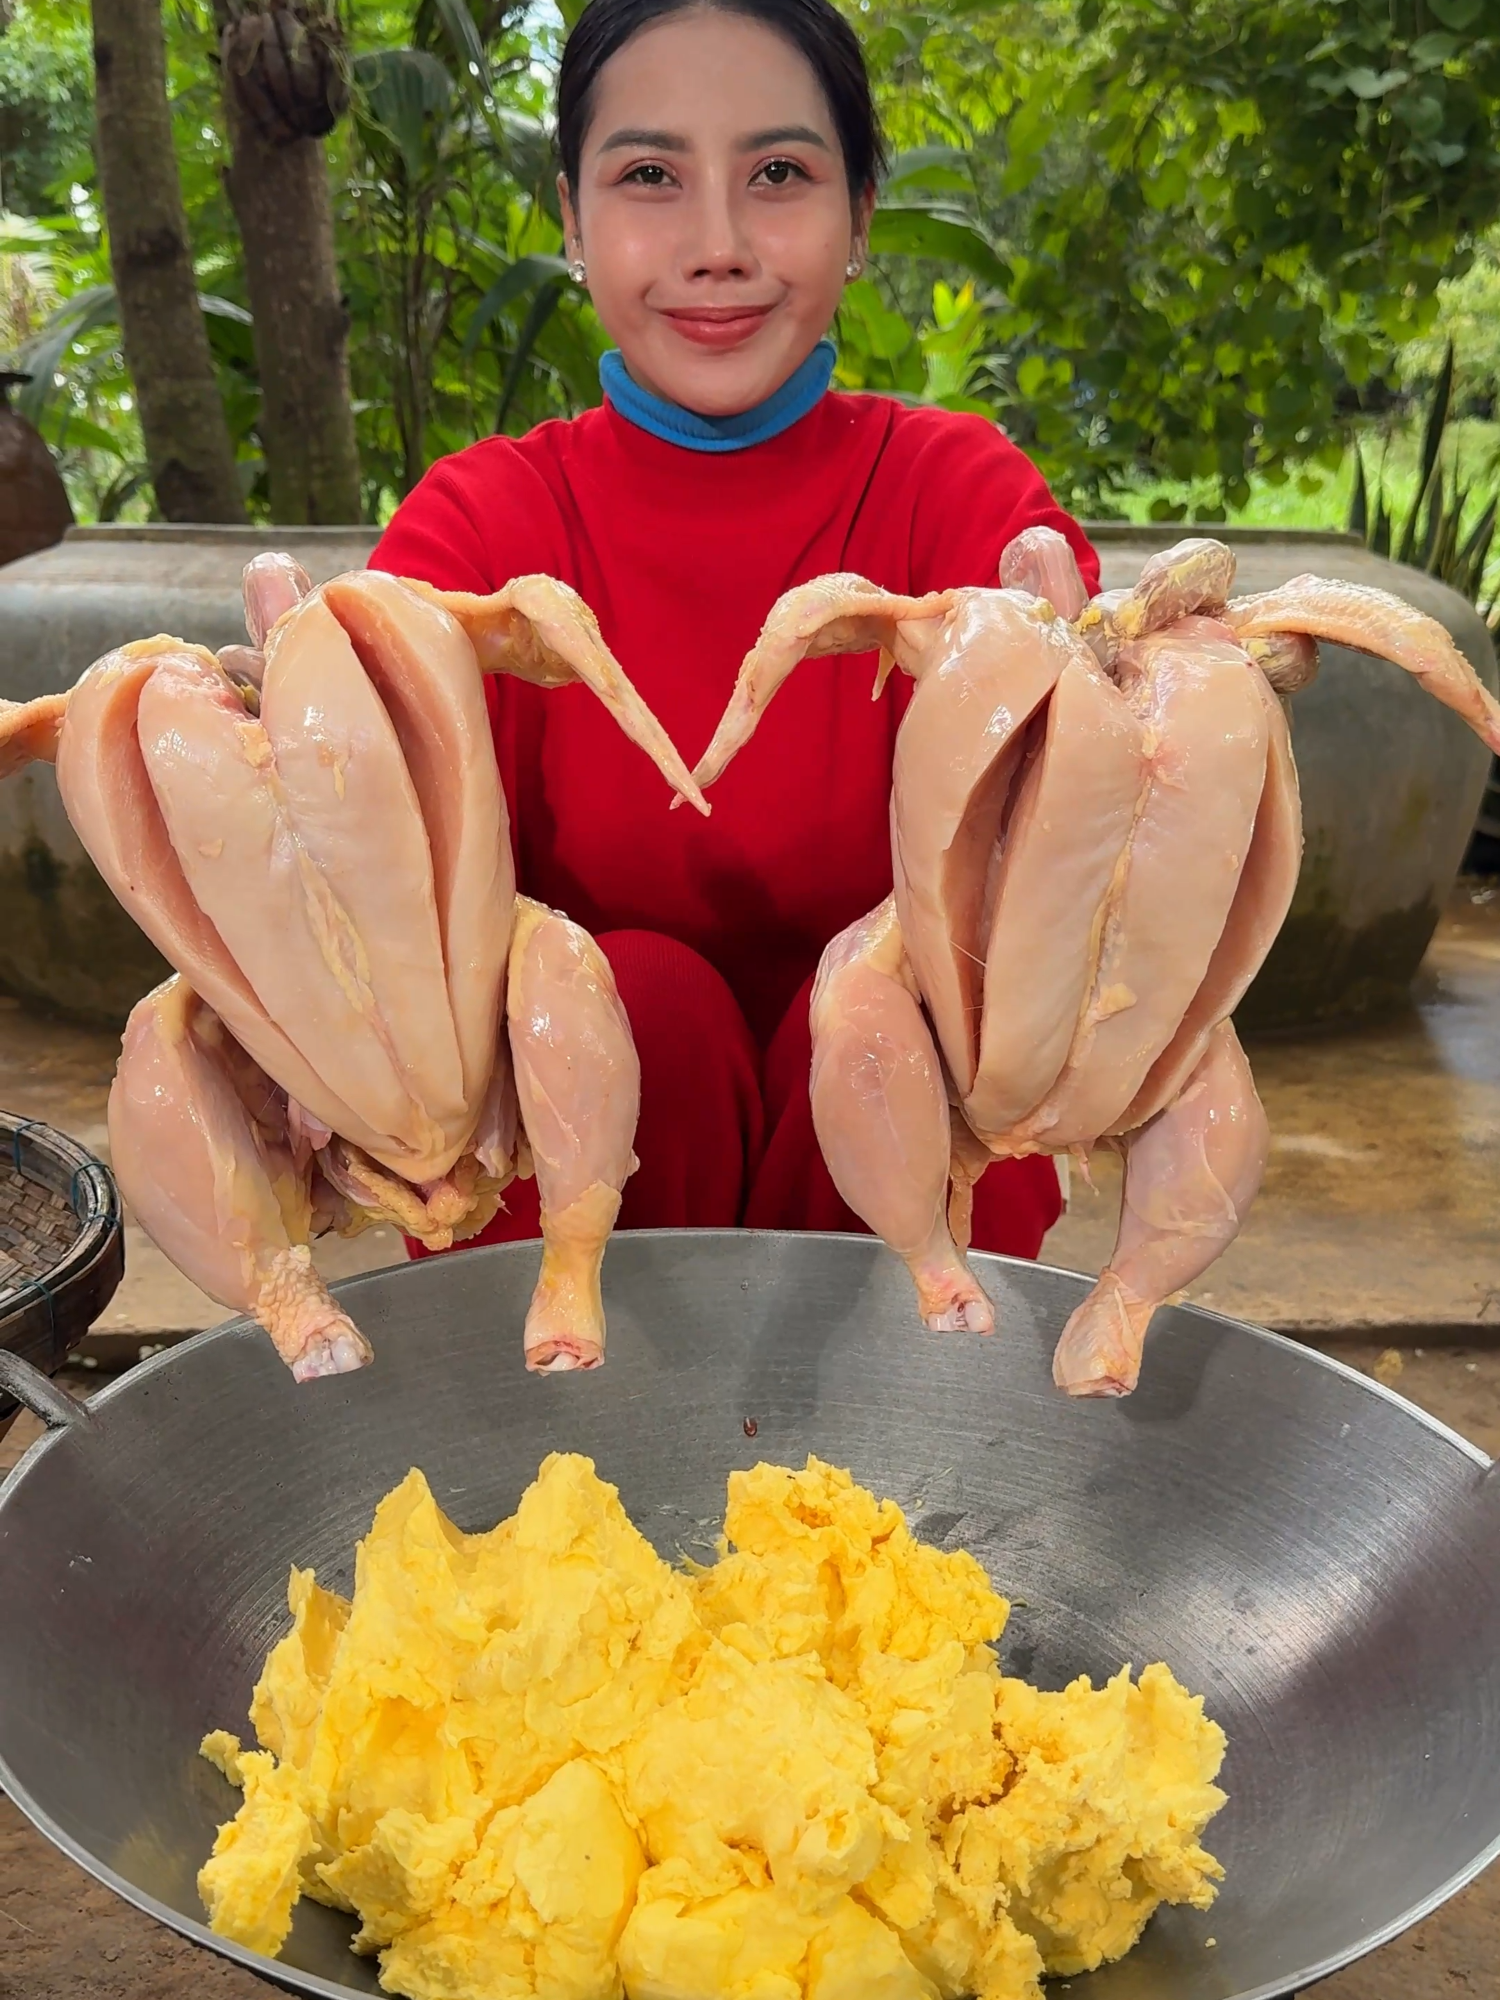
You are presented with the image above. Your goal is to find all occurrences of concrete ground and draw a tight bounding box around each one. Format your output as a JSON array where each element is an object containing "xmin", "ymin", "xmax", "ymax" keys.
[{"xmin": 4, "ymin": 886, "xmax": 1500, "ymax": 1994}]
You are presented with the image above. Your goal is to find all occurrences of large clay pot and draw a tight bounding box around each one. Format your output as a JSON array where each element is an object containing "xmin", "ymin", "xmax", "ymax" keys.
[
  {"xmin": 1, "ymin": 521, "xmax": 1493, "ymax": 1032},
  {"xmin": 0, "ymin": 372, "xmax": 74, "ymax": 569},
  {"xmin": 0, "ymin": 524, "xmax": 376, "ymax": 1024},
  {"xmin": 1092, "ymin": 526, "xmax": 1498, "ymax": 1029}
]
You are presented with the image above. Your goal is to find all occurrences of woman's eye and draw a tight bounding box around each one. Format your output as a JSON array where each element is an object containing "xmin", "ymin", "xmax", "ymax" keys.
[
  {"xmin": 623, "ymin": 162, "xmax": 672, "ymax": 186},
  {"xmin": 755, "ymin": 158, "xmax": 808, "ymax": 187}
]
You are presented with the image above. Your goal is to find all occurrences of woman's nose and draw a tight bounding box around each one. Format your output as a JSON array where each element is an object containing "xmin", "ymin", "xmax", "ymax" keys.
[{"xmin": 681, "ymin": 183, "xmax": 759, "ymax": 281}]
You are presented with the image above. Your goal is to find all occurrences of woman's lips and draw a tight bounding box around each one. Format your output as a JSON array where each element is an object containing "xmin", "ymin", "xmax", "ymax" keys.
[{"xmin": 660, "ymin": 306, "xmax": 773, "ymax": 349}]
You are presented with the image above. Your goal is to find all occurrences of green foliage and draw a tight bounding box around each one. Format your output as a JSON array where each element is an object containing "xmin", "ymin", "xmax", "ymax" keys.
[
  {"xmin": 1401, "ymin": 230, "xmax": 1500, "ymax": 415},
  {"xmin": 7, "ymin": 0, "xmax": 1500, "ymax": 524},
  {"xmin": 836, "ymin": 277, "xmax": 996, "ymax": 414},
  {"xmin": 0, "ymin": 3, "xmax": 93, "ymax": 216},
  {"xmin": 335, "ymin": 0, "xmax": 601, "ymax": 509},
  {"xmin": 857, "ymin": 0, "xmax": 1500, "ymax": 513}
]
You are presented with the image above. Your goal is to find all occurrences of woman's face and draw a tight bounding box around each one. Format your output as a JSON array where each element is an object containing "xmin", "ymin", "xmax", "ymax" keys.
[{"xmin": 561, "ymin": 8, "xmax": 870, "ymax": 415}]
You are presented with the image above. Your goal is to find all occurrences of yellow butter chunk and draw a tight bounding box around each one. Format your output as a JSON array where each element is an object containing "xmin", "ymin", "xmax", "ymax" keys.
[
  {"xmin": 200, "ymin": 1453, "xmax": 1227, "ymax": 2000},
  {"xmin": 198, "ymin": 1734, "xmax": 319, "ymax": 1957}
]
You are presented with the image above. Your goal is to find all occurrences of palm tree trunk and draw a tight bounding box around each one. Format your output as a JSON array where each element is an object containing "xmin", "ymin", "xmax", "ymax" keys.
[
  {"xmin": 213, "ymin": 18, "xmax": 362, "ymax": 525},
  {"xmin": 90, "ymin": 0, "xmax": 246, "ymax": 523}
]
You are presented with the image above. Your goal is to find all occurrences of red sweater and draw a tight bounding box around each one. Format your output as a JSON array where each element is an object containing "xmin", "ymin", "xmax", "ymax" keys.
[{"xmin": 372, "ymin": 393, "xmax": 1098, "ymax": 1045}]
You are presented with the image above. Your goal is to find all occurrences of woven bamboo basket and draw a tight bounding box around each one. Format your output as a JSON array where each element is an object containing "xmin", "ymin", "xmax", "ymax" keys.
[{"xmin": 0, "ymin": 1115, "xmax": 124, "ymax": 1436}]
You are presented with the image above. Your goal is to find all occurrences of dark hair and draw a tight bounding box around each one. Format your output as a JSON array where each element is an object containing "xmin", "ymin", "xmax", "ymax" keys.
[{"xmin": 557, "ymin": 0, "xmax": 886, "ymax": 200}]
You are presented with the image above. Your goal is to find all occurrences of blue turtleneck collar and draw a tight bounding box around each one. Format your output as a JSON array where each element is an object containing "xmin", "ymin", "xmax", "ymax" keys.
[{"xmin": 599, "ymin": 339, "xmax": 836, "ymax": 453}]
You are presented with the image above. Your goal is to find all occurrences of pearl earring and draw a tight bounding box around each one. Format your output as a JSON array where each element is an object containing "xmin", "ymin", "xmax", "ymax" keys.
[
  {"xmin": 845, "ymin": 257, "xmax": 861, "ymax": 279},
  {"xmin": 569, "ymin": 258, "xmax": 587, "ymax": 285}
]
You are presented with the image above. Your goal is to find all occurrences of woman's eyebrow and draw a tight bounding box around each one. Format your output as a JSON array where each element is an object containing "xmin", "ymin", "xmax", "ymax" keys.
[
  {"xmin": 739, "ymin": 125, "xmax": 829, "ymax": 151},
  {"xmin": 598, "ymin": 127, "xmax": 689, "ymax": 153}
]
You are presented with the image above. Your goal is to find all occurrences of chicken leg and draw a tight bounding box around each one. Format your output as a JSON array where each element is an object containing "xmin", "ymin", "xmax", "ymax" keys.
[
  {"xmin": 809, "ymin": 898, "xmax": 993, "ymax": 1334},
  {"xmin": 1052, "ymin": 1022, "xmax": 1268, "ymax": 1397},
  {"xmin": 505, "ymin": 896, "xmax": 641, "ymax": 1372},
  {"xmin": 109, "ymin": 978, "xmax": 371, "ymax": 1380},
  {"xmin": 999, "ymin": 525, "xmax": 1089, "ymax": 619}
]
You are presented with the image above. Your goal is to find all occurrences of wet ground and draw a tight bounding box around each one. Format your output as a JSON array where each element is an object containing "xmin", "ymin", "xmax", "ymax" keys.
[{"xmin": 4, "ymin": 889, "xmax": 1500, "ymax": 1994}]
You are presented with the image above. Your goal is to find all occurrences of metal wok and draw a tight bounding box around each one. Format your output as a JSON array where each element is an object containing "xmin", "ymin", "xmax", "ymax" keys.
[{"xmin": 1, "ymin": 1230, "xmax": 1498, "ymax": 2000}]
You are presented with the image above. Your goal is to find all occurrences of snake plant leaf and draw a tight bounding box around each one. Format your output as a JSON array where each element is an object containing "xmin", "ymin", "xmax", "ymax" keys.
[
  {"xmin": 1397, "ymin": 340, "xmax": 1453, "ymax": 565},
  {"xmin": 1348, "ymin": 450, "xmax": 1369, "ymax": 539}
]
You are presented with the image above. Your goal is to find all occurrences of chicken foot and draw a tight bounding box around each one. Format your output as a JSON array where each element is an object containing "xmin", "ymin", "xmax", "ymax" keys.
[
  {"xmin": 506, "ymin": 895, "xmax": 641, "ymax": 1372},
  {"xmin": 809, "ymin": 898, "xmax": 994, "ymax": 1334},
  {"xmin": 1052, "ymin": 1021, "xmax": 1269, "ymax": 1398},
  {"xmin": 109, "ymin": 978, "xmax": 372, "ymax": 1381}
]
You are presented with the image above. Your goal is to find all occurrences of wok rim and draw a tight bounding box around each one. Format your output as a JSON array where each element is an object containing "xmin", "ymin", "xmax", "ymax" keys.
[{"xmin": 1, "ymin": 1227, "xmax": 1497, "ymax": 2000}]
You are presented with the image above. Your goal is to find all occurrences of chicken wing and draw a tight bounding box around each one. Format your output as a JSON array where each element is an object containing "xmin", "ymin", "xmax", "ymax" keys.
[
  {"xmin": 0, "ymin": 692, "xmax": 67, "ymax": 777},
  {"xmin": 688, "ymin": 573, "xmax": 955, "ymax": 792},
  {"xmin": 408, "ymin": 572, "xmax": 710, "ymax": 814},
  {"xmin": 1224, "ymin": 573, "xmax": 1500, "ymax": 752}
]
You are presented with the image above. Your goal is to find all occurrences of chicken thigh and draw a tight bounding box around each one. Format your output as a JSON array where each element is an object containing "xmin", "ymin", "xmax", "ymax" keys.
[
  {"xmin": 1052, "ymin": 1022, "xmax": 1269, "ymax": 1397},
  {"xmin": 809, "ymin": 898, "xmax": 993, "ymax": 1334},
  {"xmin": 109, "ymin": 978, "xmax": 371, "ymax": 1380},
  {"xmin": 505, "ymin": 896, "xmax": 641, "ymax": 1373}
]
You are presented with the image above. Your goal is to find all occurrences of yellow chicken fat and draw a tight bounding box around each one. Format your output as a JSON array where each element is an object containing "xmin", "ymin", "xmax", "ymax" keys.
[{"xmin": 199, "ymin": 1453, "xmax": 1226, "ymax": 1998}]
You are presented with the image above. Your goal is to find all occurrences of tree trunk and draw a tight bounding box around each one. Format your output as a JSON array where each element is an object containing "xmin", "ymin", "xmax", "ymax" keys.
[
  {"xmin": 213, "ymin": 21, "xmax": 362, "ymax": 525},
  {"xmin": 90, "ymin": 0, "xmax": 246, "ymax": 523}
]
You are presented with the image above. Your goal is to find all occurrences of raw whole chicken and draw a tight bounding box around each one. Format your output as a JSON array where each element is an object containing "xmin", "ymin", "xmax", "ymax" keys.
[
  {"xmin": 0, "ymin": 556, "xmax": 703, "ymax": 1380},
  {"xmin": 693, "ymin": 532, "xmax": 1500, "ymax": 1397}
]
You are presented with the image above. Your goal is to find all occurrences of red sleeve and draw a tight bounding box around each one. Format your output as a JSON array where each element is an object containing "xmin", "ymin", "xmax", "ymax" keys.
[
  {"xmin": 894, "ymin": 409, "xmax": 1100, "ymax": 597},
  {"xmin": 369, "ymin": 437, "xmax": 566, "ymax": 593}
]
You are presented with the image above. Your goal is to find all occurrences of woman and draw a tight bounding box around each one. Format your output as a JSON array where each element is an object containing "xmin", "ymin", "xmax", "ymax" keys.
[{"xmin": 374, "ymin": 0, "xmax": 1099, "ymax": 1264}]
